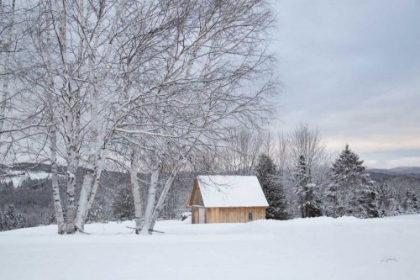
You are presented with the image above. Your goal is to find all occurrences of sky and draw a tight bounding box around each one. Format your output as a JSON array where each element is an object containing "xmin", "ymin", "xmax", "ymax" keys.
[{"xmin": 270, "ymin": 0, "xmax": 420, "ymax": 169}]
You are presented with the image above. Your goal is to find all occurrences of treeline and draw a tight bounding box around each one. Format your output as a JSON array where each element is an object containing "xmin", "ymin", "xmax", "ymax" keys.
[
  {"xmin": 255, "ymin": 145, "xmax": 419, "ymax": 220},
  {"xmin": 0, "ymin": 166, "xmax": 196, "ymax": 231},
  {"xmin": 1, "ymin": 122, "xmax": 419, "ymax": 232},
  {"xmin": 112, "ymin": 124, "xmax": 420, "ymax": 221},
  {"xmin": 233, "ymin": 124, "xmax": 419, "ymax": 219}
]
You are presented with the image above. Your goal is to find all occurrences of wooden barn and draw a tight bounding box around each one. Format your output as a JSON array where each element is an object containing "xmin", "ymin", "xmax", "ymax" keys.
[{"xmin": 184, "ymin": 176, "xmax": 268, "ymax": 224}]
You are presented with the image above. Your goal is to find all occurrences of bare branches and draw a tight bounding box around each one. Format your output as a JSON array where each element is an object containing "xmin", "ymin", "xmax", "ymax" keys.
[{"xmin": 0, "ymin": 0, "xmax": 278, "ymax": 234}]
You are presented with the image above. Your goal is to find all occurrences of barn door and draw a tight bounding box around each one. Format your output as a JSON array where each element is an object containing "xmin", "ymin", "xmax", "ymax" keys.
[{"xmin": 198, "ymin": 208, "xmax": 205, "ymax": 224}]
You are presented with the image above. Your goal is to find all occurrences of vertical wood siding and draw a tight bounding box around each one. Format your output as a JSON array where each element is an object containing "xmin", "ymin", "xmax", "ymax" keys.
[{"xmin": 205, "ymin": 207, "xmax": 266, "ymax": 223}]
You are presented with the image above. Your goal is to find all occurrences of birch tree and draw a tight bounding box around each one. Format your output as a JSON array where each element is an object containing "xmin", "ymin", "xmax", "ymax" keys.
[
  {"xmin": 0, "ymin": 0, "xmax": 16, "ymax": 139},
  {"xmin": 2, "ymin": 0, "xmax": 278, "ymax": 235}
]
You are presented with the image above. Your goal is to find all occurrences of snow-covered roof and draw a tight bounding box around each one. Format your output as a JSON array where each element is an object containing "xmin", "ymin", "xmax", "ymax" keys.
[{"xmin": 196, "ymin": 175, "xmax": 268, "ymax": 207}]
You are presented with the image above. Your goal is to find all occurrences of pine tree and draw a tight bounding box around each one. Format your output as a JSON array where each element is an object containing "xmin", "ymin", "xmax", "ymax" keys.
[
  {"xmin": 112, "ymin": 186, "xmax": 135, "ymax": 221},
  {"xmin": 88, "ymin": 201, "xmax": 104, "ymax": 223},
  {"xmin": 377, "ymin": 181, "xmax": 399, "ymax": 217},
  {"xmin": 47, "ymin": 212, "xmax": 56, "ymax": 225},
  {"xmin": 294, "ymin": 155, "xmax": 321, "ymax": 218},
  {"xmin": 4, "ymin": 205, "xmax": 18, "ymax": 230},
  {"xmin": 412, "ymin": 193, "xmax": 419, "ymax": 213},
  {"xmin": 0, "ymin": 211, "xmax": 3, "ymax": 231},
  {"xmin": 327, "ymin": 144, "xmax": 378, "ymax": 218},
  {"xmin": 255, "ymin": 154, "xmax": 289, "ymax": 220},
  {"xmin": 353, "ymin": 182, "xmax": 379, "ymax": 218},
  {"xmin": 404, "ymin": 190, "xmax": 419, "ymax": 214},
  {"xmin": 16, "ymin": 213, "xmax": 28, "ymax": 229}
]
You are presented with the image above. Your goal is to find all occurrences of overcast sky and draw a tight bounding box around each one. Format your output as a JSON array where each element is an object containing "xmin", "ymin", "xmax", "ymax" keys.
[{"xmin": 270, "ymin": 0, "xmax": 420, "ymax": 168}]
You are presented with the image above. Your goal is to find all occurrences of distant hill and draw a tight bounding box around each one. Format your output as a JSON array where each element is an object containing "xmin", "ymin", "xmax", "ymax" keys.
[
  {"xmin": 388, "ymin": 166, "xmax": 420, "ymax": 174},
  {"xmin": 367, "ymin": 166, "xmax": 420, "ymax": 180}
]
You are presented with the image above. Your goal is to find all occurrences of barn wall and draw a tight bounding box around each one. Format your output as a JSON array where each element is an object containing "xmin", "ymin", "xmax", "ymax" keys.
[
  {"xmin": 192, "ymin": 208, "xmax": 198, "ymax": 224},
  {"xmin": 191, "ymin": 181, "xmax": 204, "ymax": 206},
  {"xmin": 206, "ymin": 207, "xmax": 220, "ymax": 223},
  {"xmin": 205, "ymin": 207, "xmax": 266, "ymax": 223}
]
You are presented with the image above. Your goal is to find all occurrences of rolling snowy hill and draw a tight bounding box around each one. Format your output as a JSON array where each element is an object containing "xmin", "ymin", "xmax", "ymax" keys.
[{"xmin": 1, "ymin": 215, "xmax": 419, "ymax": 280}]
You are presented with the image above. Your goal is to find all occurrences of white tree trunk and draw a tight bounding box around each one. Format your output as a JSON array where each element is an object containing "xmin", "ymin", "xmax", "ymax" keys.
[
  {"xmin": 73, "ymin": 0, "xmax": 102, "ymax": 231},
  {"xmin": 0, "ymin": 0, "xmax": 16, "ymax": 137},
  {"xmin": 149, "ymin": 168, "xmax": 179, "ymax": 231},
  {"xmin": 74, "ymin": 168, "xmax": 94, "ymax": 231},
  {"xmin": 38, "ymin": 0, "xmax": 65, "ymax": 234},
  {"xmin": 56, "ymin": 0, "xmax": 77, "ymax": 234},
  {"xmin": 65, "ymin": 111, "xmax": 77, "ymax": 234},
  {"xmin": 130, "ymin": 148, "xmax": 142, "ymax": 233},
  {"xmin": 49, "ymin": 123, "xmax": 65, "ymax": 234},
  {"xmin": 77, "ymin": 144, "xmax": 107, "ymax": 230},
  {"xmin": 74, "ymin": 88, "xmax": 98, "ymax": 231},
  {"xmin": 140, "ymin": 159, "xmax": 162, "ymax": 235},
  {"xmin": 75, "ymin": 0, "xmax": 125, "ymax": 231}
]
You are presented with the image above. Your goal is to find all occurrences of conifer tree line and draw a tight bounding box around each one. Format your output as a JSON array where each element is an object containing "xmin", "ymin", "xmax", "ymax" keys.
[
  {"xmin": 0, "ymin": 123, "xmax": 419, "ymax": 232},
  {"xmin": 211, "ymin": 123, "xmax": 420, "ymax": 220},
  {"xmin": 0, "ymin": 204, "xmax": 28, "ymax": 231},
  {"xmin": 251, "ymin": 131, "xmax": 420, "ymax": 220}
]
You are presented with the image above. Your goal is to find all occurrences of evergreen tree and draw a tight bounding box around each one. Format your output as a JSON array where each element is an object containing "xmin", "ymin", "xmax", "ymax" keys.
[
  {"xmin": 353, "ymin": 182, "xmax": 379, "ymax": 218},
  {"xmin": 377, "ymin": 181, "xmax": 399, "ymax": 217},
  {"xmin": 255, "ymin": 154, "xmax": 289, "ymax": 220},
  {"xmin": 47, "ymin": 212, "xmax": 56, "ymax": 225},
  {"xmin": 16, "ymin": 213, "xmax": 28, "ymax": 229},
  {"xmin": 88, "ymin": 201, "xmax": 105, "ymax": 223},
  {"xmin": 0, "ymin": 211, "xmax": 3, "ymax": 231},
  {"xmin": 294, "ymin": 155, "xmax": 321, "ymax": 218},
  {"xmin": 4, "ymin": 204, "xmax": 18, "ymax": 230},
  {"xmin": 326, "ymin": 144, "xmax": 378, "ymax": 218},
  {"xmin": 404, "ymin": 190, "xmax": 419, "ymax": 214},
  {"xmin": 112, "ymin": 186, "xmax": 135, "ymax": 221}
]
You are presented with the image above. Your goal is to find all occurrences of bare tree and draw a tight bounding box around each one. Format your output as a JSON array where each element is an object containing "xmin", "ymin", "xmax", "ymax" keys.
[
  {"xmin": 1, "ymin": 0, "xmax": 278, "ymax": 235},
  {"xmin": 287, "ymin": 123, "xmax": 326, "ymax": 180},
  {"xmin": 219, "ymin": 127, "xmax": 264, "ymax": 175},
  {"xmin": 270, "ymin": 123, "xmax": 329, "ymax": 217}
]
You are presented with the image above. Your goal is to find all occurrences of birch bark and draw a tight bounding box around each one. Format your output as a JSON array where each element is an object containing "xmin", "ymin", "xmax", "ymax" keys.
[
  {"xmin": 149, "ymin": 167, "xmax": 179, "ymax": 231},
  {"xmin": 43, "ymin": 0, "xmax": 65, "ymax": 233},
  {"xmin": 49, "ymin": 121, "xmax": 66, "ymax": 234},
  {"xmin": 130, "ymin": 147, "xmax": 143, "ymax": 233},
  {"xmin": 56, "ymin": 0, "xmax": 77, "ymax": 234},
  {"xmin": 140, "ymin": 158, "xmax": 162, "ymax": 235},
  {"xmin": 75, "ymin": 0, "xmax": 125, "ymax": 231},
  {"xmin": 0, "ymin": 0, "xmax": 15, "ymax": 137}
]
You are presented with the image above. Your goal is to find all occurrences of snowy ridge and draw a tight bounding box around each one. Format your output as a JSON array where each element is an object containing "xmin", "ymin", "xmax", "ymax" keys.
[{"xmin": 0, "ymin": 171, "xmax": 51, "ymax": 188}]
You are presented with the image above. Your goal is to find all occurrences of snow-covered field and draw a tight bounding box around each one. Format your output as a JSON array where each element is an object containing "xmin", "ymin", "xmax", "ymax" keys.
[{"xmin": 1, "ymin": 215, "xmax": 419, "ymax": 280}]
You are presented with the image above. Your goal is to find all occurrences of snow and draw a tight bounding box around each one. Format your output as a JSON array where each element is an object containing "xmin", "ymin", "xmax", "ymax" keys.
[
  {"xmin": 197, "ymin": 175, "xmax": 269, "ymax": 207},
  {"xmin": 1, "ymin": 215, "xmax": 419, "ymax": 280},
  {"xmin": 0, "ymin": 171, "xmax": 51, "ymax": 187}
]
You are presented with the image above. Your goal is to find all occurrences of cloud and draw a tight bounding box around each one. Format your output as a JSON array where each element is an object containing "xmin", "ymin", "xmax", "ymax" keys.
[{"xmin": 271, "ymin": 0, "xmax": 420, "ymax": 168}]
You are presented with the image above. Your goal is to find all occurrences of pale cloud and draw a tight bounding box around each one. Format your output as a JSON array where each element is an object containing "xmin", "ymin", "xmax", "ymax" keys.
[
  {"xmin": 324, "ymin": 137, "xmax": 420, "ymax": 154},
  {"xmin": 271, "ymin": 0, "xmax": 420, "ymax": 168},
  {"xmin": 386, "ymin": 157, "xmax": 420, "ymax": 168}
]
